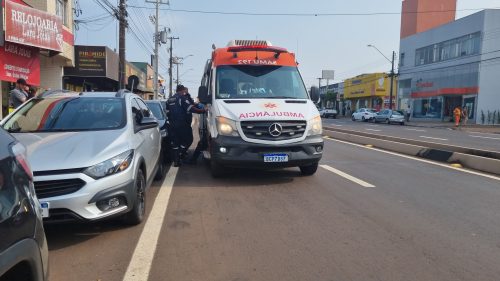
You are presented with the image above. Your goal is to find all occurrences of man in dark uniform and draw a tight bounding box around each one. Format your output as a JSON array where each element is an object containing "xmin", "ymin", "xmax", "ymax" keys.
[{"xmin": 167, "ymin": 85, "xmax": 205, "ymax": 167}]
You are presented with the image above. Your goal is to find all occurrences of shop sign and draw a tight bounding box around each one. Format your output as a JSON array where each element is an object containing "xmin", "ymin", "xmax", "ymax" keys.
[
  {"xmin": 64, "ymin": 46, "xmax": 107, "ymax": 77},
  {"xmin": 5, "ymin": 0, "xmax": 64, "ymax": 52},
  {"xmin": 0, "ymin": 41, "xmax": 40, "ymax": 85}
]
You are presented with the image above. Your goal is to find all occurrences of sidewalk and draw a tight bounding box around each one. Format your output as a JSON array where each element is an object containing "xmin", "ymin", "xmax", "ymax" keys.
[{"xmin": 405, "ymin": 120, "xmax": 500, "ymax": 134}]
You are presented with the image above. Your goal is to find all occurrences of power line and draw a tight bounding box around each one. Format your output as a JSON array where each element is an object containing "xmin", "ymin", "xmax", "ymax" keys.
[{"xmin": 127, "ymin": 5, "xmax": 500, "ymax": 17}]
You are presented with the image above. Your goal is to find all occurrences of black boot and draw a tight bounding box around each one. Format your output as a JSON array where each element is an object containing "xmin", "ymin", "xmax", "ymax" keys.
[{"xmin": 172, "ymin": 149, "xmax": 181, "ymax": 167}]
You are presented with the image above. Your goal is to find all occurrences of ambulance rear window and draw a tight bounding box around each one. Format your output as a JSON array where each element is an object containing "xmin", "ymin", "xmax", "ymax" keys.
[{"xmin": 215, "ymin": 65, "xmax": 309, "ymax": 100}]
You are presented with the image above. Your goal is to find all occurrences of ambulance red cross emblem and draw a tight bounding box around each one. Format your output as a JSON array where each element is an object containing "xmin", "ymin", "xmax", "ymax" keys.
[{"xmin": 264, "ymin": 103, "xmax": 278, "ymax": 109}]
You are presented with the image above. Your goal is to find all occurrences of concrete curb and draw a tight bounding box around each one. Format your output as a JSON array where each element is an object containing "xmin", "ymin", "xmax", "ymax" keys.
[{"xmin": 324, "ymin": 130, "xmax": 500, "ymax": 176}]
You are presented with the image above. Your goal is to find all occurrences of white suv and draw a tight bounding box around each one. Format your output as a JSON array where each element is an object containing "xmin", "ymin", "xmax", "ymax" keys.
[{"xmin": 1, "ymin": 90, "xmax": 162, "ymax": 225}]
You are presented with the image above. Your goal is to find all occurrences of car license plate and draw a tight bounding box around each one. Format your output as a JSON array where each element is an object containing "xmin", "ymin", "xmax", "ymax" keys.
[
  {"xmin": 40, "ymin": 202, "xmax": 50, "ymax": 218},
  {"xmin": 264, "ymin": 154, "xmax": 289, "ymax": 163}
]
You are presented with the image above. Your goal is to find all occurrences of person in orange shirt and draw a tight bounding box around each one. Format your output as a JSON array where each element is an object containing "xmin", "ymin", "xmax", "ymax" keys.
[{"xmin": 453, "ymin": 106, "xmax": 462, "ymax": 127}]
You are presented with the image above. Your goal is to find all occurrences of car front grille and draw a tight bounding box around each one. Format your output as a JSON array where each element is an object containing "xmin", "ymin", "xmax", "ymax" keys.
[
  {"xmin": 34, "ymin": 178, "xmax": 86, "ymax": 199},
  {"xmin": 240, "ymin": 121, "xmax": 307, "ymax": 141}
]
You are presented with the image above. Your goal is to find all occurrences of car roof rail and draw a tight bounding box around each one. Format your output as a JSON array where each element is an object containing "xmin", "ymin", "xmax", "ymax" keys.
[
  {"xmin": 116, "ymin": 89, "xmax": 131, "ymax": 98},
  {"xmin": 39, "ymin": 89, "xmax": 78, "ymax": 98}
]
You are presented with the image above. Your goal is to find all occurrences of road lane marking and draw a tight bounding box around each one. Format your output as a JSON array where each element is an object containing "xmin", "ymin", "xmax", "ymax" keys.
[
  {"xmin": 469, "ymin": 131, "xmax": 499, "ymax": 136},
  {"xmin": 324, "ymin": 137, "xmax": 500, "ymax": 182},
  {"xmin": 406, "ymin": 128, "xmax": 426, "ymax": 132},
  {"xmin": 366, "ymin": 129, "xmax": 382, "ymax": 132},
  {"xmin": 123, "ymin": 167, "xmax": 179, "ymax": 281},
  {"xmin": 320, "ymin": 165, "xmax": 375, "ymax": 188},
  {"xmin": 419, "ymin": 136, "xmax": 448, "ymax": 141},
  {"xmin": 470, "ymin": 135, "xmax": 500, "ymax": 140}
]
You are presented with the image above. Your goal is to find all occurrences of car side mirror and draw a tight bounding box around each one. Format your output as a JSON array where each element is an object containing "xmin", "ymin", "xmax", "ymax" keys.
[
  {"xmin": 140, "ymin": 116, "xmax": 158, "ymax": 127},
  {"xmin": 134, "ymin": 109, "xmax": 143, "ymax": 124},
  {"xmin": 198, "ymin": 86, "xmax": 210, "ymax": 104},
  {"xmin": 310, "ymin": 87, "xmax": 320, "ymax": 103}
]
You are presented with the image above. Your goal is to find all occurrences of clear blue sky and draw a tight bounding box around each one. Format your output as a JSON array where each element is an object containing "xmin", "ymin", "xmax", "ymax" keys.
[{"xmin": 75, "ymin": 0, "xmax": 500, "ymax": 92}]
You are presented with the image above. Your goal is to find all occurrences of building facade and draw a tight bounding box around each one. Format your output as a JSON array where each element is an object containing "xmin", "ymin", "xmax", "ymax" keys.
[
  {"xmin": 401, "ymin": 0, "xmax": 456, "ymax": 39},
  {"xmin": 64, "ymin": 46, "xmax": 154, "ymax": 97},
  {"xmin": 0, "ymin": 0, "xmax": 74, "ymax": 118},
  {"xmin": 398, "ymin": 10, "xmax": 500, "ymax": 123},
  {"xmin": 64, "ymin": 45, "xmax": 120, "ymax": 92},
  {"xmin": 343, "ymin": 73, "xmax": 397, "ymax": 111}
]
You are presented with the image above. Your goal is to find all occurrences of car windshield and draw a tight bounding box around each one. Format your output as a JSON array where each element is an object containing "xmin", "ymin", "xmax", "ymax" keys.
[
  {"xmin": 2, "ymin": 97, "xmax": 125, "ymax": 133},
  {"xmin": 146, "ymin": 103, "xmax": 165, "ymax": 120},
  {"xmin": 215, "ymin": 65, "xmax": 309, "ymax": 99},
  {"xmin": 392, "ymin": 111, "xmax": 403, "ymax": 116}
]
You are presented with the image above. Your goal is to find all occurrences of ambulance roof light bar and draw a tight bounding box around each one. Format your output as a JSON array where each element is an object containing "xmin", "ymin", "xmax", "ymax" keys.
[
  {"xmin": 227, "ymin": 40, "xmax": 273, "ymax": 47},
  {"xmin": 227, "ymin": 45, "xmax": 288, "ymax": 59}
]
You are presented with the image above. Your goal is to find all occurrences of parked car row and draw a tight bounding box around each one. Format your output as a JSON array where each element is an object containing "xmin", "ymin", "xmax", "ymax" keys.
[
  {"xmin": 351, "ymin": 108, "xmax": 405, "ymax": 125},
  {"xmin": 0, "ymin": 90, "xmax": 171, "ymax": 281}
]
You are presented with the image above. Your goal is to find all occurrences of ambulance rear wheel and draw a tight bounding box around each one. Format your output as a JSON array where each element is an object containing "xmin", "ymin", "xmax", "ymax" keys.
[{"xmin": 300, "ymin": 163, "xmax": 318, "ymax": 176}]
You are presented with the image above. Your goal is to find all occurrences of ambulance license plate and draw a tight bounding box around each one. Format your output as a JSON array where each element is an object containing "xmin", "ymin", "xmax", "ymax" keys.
[
  {"xmin": 263, "ymin": 154, "xmax": 289, "ymax": 163},
  {"xmin": 40, "ymin": 202, "xmax": 50, "ymax": 218}
]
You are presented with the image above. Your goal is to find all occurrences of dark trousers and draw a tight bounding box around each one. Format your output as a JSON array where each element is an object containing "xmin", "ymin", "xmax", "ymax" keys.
[{"xmin": 171, "ymin": 123, "xmax": 192, "ymax": 153}]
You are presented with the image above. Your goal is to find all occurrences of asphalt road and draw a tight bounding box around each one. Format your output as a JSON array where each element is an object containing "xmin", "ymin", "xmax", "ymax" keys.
[
  {"xmin": 322, "ymin": 117, "xmax": 500, "ymax": 152},
  {"xmin": 45, "ymin": 139, "xmax": 500, "ymax": 281}
]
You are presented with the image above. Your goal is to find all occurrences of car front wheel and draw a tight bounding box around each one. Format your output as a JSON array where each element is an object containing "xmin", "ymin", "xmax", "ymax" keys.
[
  {"xmin": 352, "ymin": 116, "xmax": 356, "ymax": 121},
  {"xmin": 123, "ymin": 170, "xmax": 146, "ymax": 225}
]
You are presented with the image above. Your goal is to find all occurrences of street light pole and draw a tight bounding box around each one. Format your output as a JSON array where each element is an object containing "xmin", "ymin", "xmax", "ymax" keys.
[{"xmin": 368, "ymin": 44, "xmax": 396, "ymax": 109}]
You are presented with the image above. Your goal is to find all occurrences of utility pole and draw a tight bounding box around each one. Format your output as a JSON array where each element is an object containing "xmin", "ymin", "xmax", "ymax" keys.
[
  {"xmin": 389, "ymin": 51, "xmax": 396, "ymax": 110},
  {"xmin": 174, "ymin": 59, "xmax": 182, "ymax": 88},
  {"xmin": 153, "ymin": 0, "xmax": 159, "ymax": 99},
  {"xmin": 118, "ymin": 0, "xmax": 127, "ymax": 89},
  {"xmin": 168, "ymin": 36, "xmax": 179, "ymax": 97},
  {"xmin": 147, "ymin": 0, "xmax": 169, "ymax": 99}
]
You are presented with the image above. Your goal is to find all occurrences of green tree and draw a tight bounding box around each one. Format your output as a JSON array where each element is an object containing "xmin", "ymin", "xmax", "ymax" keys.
[{"xmin": 325, "ymin": 91, "xmax": 337, "ymax": 102}]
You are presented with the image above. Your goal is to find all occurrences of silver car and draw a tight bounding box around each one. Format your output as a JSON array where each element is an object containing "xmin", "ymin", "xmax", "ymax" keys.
[
  {"xmin": 1, "ymin": 90, "xmax": 162, "ymax": 225},
  {"xmin": 373, "ymin": 109, "xmax": 405, "ymax": 125}
]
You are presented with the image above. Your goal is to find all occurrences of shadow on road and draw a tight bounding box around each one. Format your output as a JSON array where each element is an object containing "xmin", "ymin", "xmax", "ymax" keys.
[
  {"xmin": 175, "ymin": 160, "xmax": 300, "ymax": 188},
  {"xmin": 44, "ymin": 221, "xmax": 132, "ymax": 251}
]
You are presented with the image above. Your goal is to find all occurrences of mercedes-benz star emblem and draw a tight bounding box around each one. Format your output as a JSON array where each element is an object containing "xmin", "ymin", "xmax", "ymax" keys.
[{"xmin": 269, "ymin": 123, "xmax": 283, "ymax": 137}]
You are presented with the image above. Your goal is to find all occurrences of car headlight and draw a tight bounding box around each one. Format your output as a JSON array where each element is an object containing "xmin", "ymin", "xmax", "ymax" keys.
[
  {"xmin": 307, "ymin": 115, "xmax": 323, "ymax": 136},
  {"xmin": 216, "ymin": 116, "xmax": 239, "ymax": 136},
  {"xmin": 84, "ymin": 150, "xmax": 134, "ymax": 179}
]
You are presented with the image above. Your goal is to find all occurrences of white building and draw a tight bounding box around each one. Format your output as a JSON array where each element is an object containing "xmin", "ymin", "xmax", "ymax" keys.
[{"xmin": 398, "ymin": 9, "xmax": 500, "ymax": 124}]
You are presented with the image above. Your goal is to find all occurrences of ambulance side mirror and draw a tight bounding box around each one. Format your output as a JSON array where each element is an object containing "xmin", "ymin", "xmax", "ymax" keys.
[
  {"xmin": 310, "ymin": 87, "xmax": 320, "ymax": 103},
  {"xmin": 198, "ymin": 86, "xmax": 211, "ymax": 104}
]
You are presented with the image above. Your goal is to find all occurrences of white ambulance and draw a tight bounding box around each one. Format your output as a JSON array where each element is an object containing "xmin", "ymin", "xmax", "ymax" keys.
[{"xmin": 197, "ymin": 40, "xmax": 323, "ymax": 177}]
